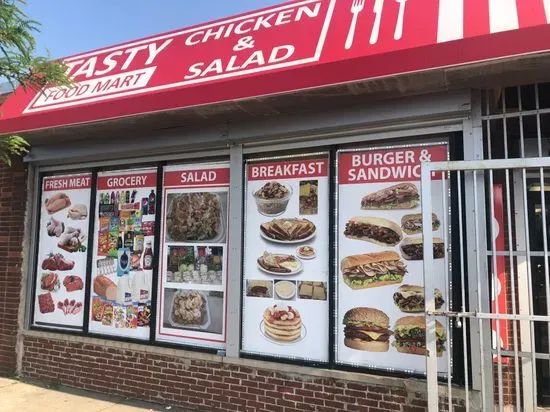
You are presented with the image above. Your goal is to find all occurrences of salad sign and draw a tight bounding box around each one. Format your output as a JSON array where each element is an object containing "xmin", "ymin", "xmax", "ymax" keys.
[
  {"xmin": 242, "ymin": 155, "xmax": 330, "ymax": 362},
  {"xmin": 156, "ymin": 163, "xmax": 230, "ymax": 348},
  {"xmin": 88, "ymin": 168, "xmax": 157, "ymax": 340},
  {"xmin": 336, "ymin": 143, "xmax": 450, "ymax": 374},
  {"xmin": 33, "ymin": 173, "xmax": 92, "ymax": 330}
]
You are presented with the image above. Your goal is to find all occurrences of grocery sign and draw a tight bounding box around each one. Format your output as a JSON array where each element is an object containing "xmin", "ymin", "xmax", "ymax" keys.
[{"xmin": 1, "ymin": 0, "xmax": 549, "ymax": 133}]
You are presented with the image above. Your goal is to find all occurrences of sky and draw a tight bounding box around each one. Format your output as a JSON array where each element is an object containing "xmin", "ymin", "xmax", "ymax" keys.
[{"xmin": 24, "ymin": 1, "xmax": 283, "ymax": 59}]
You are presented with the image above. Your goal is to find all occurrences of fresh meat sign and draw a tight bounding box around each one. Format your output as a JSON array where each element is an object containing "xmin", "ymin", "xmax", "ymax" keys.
[{"xmin": 1, "ymin": 0, "xmax": 550, "ymax": 133}]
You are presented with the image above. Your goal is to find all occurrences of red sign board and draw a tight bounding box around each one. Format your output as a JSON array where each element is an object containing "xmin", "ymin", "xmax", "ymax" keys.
[
  {"xmin": 339, "ymin": 144, "xmax": 448, "ymax": 184},
  {"xmin": 43, "ymin": 174, "xmax": 92, "ymax": 191},
  {"xmin": 1, "ymin": 0, "xmax": 549, "ymax": 134},
  {"xmin": 97, "ymin": 172, "xmax": 157, "ymax": 190},
  {"xmin": 248, "ymin": 158, "xmax": 328, "ymax": 180},
  {"xmin": 163, "ymin": 167, "xmax": 230, "ymax": 187}
]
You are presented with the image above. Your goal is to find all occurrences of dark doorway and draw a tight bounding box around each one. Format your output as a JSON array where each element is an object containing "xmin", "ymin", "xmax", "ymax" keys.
[{"xmin": 527, "ymin": 187, "xmax": 550, "ymax": 407}]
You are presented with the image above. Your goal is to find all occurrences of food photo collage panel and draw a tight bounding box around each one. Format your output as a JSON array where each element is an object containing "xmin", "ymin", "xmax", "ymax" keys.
[
  {"xmin": 31, "ymin": 143, "xmax": 453, "ymax": 366},
  {"xmin": 89, "ymin": 168, "xmax": 157, "ymax": 340},
  {"xmin": 337, "ymin": 143, "xmax": 450, "ymax": 374},
  {"xmin": 242, "ymin": 155, "xmax": 330, "ymax": 362},
  {"xmin": 156, "ymin": 163, "xmax": 230, "ymax": 349},
  {"xmin": 33, "ymin": 173, "xmax": 92, "ymax": 330}
]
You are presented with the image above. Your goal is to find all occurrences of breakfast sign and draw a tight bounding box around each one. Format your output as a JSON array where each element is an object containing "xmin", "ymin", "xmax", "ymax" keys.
[
  {"xmin": 1, "ymin": 0, "xmax": 549, "ymax": 133},
  {"xmin": 242, "ymin": 156, "xmax": 330, "ymax": 362},
  {"xmin": 336, "ymin": 143, "xmax": 450, "ymax": 374}
]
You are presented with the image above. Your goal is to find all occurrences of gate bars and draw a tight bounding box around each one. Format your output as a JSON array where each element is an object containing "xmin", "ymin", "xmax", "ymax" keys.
[{"xmin": 421, "ymin": 156, "xmax": 550, "ymax": 412}]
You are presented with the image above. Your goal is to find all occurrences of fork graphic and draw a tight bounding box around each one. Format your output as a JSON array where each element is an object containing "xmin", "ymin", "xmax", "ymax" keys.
[{"xmin": 345, "ymin": 0, "xmax": 365, "ymax": 50}]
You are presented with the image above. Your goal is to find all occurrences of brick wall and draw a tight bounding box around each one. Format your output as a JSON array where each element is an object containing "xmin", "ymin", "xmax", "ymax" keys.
[
  {"xmin": 0, "ymin": 159, "xmax": 28, "ymax": 376},
  {"xmin": 21, "ymin": 335, "xmax": 470, "ymax": 412}
]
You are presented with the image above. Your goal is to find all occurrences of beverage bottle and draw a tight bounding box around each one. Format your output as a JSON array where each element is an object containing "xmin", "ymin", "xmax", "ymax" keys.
[
  {"xmin": 147, "ymin": 190, "xmax": 156, "ymax": 215},
  {"xmin": 143, "ymin": 241, "xmax": 153, "ymax": 270}
]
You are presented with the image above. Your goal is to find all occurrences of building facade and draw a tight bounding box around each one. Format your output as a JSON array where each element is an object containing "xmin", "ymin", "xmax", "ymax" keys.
[{"xmin": 0, "ymin": 1, "xmax": 549, "ymax": 411}]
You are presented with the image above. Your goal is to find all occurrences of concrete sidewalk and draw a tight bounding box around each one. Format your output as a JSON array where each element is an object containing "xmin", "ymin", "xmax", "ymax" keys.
[{"xmin": 0, "ymin": 378, "xmax": 191, "ymax": 412}]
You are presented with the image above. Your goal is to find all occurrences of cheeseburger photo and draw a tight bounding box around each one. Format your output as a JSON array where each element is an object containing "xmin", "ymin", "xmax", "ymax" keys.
[
  {"xmin": 393, "ymin": 316, "xmax": 446, "ymax": 357},
  {"xmin": 393, "ymin": 284, "xmax": 444, "ymax": 313},
  {"xmin": 344, "ymin": 216, "xmax": 403, "ymax": 246},
  {"xmin": 341, "ymin": 251, "xmax": 407, "ymax": 290},
  {"xmin": 343, "ymin": 307, "xmax": 393, "ymax": 352},
  {"xmin": 361, "ymin": 183, "xmax": 420, "ymax": 210}
]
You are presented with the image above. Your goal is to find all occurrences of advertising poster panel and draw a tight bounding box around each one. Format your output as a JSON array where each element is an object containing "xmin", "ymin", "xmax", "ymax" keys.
[
  {"xmin": 242, "ymin": 155, "xmax": 330, "ymax": 362},
  {"xmin": 156, "ymin": 163, "xmax": 229, "ymax": 348},
  {"xmin": 88, "ymin": 168, "xmax": 157, "ymax": 339},
  {"xmin": 33, "ymin": 173, "xmax": 92, "ymax": 330},
  {"xmin": 336, "ymin": 143, "xmax": 449, "ymax": 374}
]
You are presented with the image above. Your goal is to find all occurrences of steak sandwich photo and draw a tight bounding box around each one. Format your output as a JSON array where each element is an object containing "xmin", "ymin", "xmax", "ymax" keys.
[
  {"xmin": 360, "ymin": 183, "xmax": 420, "ymax": 210},
  {"xmin": 344, "ymin": 216, "xmax": 403, "ymax": 246}
]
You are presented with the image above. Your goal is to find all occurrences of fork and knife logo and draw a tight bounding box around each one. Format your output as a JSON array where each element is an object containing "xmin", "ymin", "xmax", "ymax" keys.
[{"xmin": 345, "ymin": 0, "xmax": 408, "ymax": 50}]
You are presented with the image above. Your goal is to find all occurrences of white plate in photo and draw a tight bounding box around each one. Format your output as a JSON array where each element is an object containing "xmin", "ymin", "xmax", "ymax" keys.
[
  {"xmin": 168, "ymin": 291, "xmax": 211, "ymax": 330},
  {"xmin": 257, "ymin": 256, "xmax": 303, "ymax": 276},
  {"xmin": 259, "ymin": 230, "xmax": 316, "ymax": 245},
  {"xmin": 274, "ymin": 280, "xmax": 296, "ymax": 300},
  {"xmin": 165, "ymin": 193, "xmax": 226, "ymax": 244},
  {"xmin": 259, "ymin": 320, "xmax": 306, "ymax": 345},
  {"xmin": 295, "ymin": 246, "xmax": 316, "ymax": 260}
]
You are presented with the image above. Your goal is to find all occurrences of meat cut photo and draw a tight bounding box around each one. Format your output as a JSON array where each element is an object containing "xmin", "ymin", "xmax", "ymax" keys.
[{"xmin": 45, "ymin": 193, "xmax": 71, "ymax": 214}]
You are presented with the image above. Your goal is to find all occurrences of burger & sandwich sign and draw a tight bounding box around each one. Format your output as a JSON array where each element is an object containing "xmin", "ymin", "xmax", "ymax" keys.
[{"xmin": 336, "ymin": 143, "xmax": 449, "ymax": 374}]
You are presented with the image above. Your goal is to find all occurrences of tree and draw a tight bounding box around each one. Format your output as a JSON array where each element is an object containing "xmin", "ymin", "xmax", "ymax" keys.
[{"xmin": 0, "ymin": 0, "xmax": 72, "ymax": 166}]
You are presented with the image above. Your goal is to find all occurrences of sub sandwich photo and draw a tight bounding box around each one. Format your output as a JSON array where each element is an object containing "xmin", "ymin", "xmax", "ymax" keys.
[
  {"xmin": 361, "ymin": 183, "xmax": 419, "ymax": 210},
  {"xmin": 341, "ymin": 251, "xmax": 407, "ymax": 290},
  {"xmin": 401, "ymin": 213, "xmax": 440, "ymax": 235},
  {"xmin": 393, "ymin": 284, "xmax": 444, "ymax": 313},
  {"xmin": 400, "ymin": 236, "xmax": 445, "ymax": 260},
  {"xmin": 344, "ymin": 217, "xmax": 403, "ymax": 246}
]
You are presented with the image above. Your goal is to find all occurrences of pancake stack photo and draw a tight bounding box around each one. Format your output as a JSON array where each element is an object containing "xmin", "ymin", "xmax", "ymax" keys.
[{"xmin": 263, "ymin": 304, "xmax": 302, "ymax": 342}]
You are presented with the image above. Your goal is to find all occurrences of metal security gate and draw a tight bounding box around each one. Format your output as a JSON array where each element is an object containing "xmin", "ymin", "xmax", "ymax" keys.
[{"xmin": 421, "ymin": 156, "xmax": 550, "ymax": 412}]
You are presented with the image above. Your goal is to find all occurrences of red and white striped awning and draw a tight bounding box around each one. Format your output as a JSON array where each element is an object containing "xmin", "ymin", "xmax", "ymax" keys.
[{"xmin": 1, "ymin": 0, "xmax": 549, "ymax": 135}]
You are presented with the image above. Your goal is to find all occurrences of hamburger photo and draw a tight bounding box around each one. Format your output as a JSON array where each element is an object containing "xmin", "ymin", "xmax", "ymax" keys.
[
  {"xmin": 341, "ymin": 251, "xmax": 407, "ymax": 290},
  {"xmin": 343, "ymin": 307, "xmax": 393, "ymax": 352},
  {"xmin": 344, "ymin": 217, "xmax": 403, "ymax": 246},
  {"xmin": 393, "ymin": 284, "xmax": 444, "ymax": 313},
  {"xmin": 400, "ymin": 236, "xmax": 445, "ymax": 260},
  {"xmin": 361, "ymin": 183, "xmax": 420, "ymax": 210},
  {"xmin": 393, "ymin": 316, "xmax": 446, "ymax": 357},
  {"xmin": 401, "ymin": 213, "xmax": 441, "ymax": 235}
]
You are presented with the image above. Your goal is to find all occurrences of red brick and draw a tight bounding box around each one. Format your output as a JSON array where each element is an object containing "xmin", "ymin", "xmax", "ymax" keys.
[
  {"xmin": 383, "ymin": 395, "xmax": 406, "ymax": 403},
  {"xmin": 324, "ymin": 400, "xmax": 345, "ymax": 408},
  {"xmin": 276, "ymin": 399, "xmax": 295, "ymax": 407},
  {"xmin": 369, "ymin": 386, "xmax": 390, "ymax": 394},
  {"xmin": 356, "ymin": 397, "xmax": 379, "ymax": 408},
  {"xmin": 347, "ymin": 382, "xmax": 370, "ymax": 392},
  {"xmin": 379, "ymin": 401, "xmax": 401, "ymax": 409},
  {"xmin": 403, "ymin": 407, "xmax": 426, "ymax": 412}
]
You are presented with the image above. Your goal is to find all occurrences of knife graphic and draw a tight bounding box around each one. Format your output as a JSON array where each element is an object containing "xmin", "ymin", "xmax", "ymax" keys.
[
  {"xmin": 394, "ymin": 0, "xmax": 407, "ymax": 40},
  {"xmin": 370, "ymin": 0, "xmax": 384, "ymax": 45}
]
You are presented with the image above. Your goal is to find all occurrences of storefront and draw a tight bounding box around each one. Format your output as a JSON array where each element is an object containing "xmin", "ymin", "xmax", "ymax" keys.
[{"xmin": 0, "ymin": 1, "xmax": 549, "ymax": 410}]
